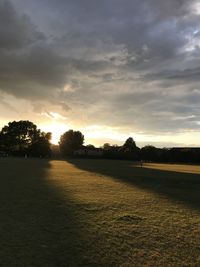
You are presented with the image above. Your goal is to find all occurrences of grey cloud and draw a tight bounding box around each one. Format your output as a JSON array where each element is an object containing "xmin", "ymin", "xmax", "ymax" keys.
[
  {"xmin": 166, "ymin": 67, "xmax": 200, "ymax": 81},
  {"xmin": 0, "ymin": 0, "xmax": 44, "ymax": 50},
  {"xmin": 143, "ymin": 65, "xmax": 200, "ymax": 89},
  {"xmin": 0, "ymin": 0, "xmax": 200, "ymax": 139}
]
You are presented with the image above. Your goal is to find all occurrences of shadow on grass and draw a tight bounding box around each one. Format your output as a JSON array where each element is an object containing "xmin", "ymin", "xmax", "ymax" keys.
[
  {"xmin": 68, "ymin": 159, "xmax": 200, "ymax": 211},
  {"xmin": 0, "ymin": 158, "xmax": 97, "ymax": 267}
]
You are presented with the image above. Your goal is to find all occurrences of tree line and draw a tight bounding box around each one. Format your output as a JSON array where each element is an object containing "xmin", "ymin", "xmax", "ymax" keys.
[
  {"xmin": 102, "ymin": 144, "xmax": 200, "ymax": 163},
  {"xmin": 0, "ymin": 120, "xmax": 200, "ymax": 163},
  {"xmin": 0, "ymin": 121, "xmax": 51, "ymax": 157},
  {"xmin": 0, "ymin": 121, "xmax": 85, "ymax": 158}
]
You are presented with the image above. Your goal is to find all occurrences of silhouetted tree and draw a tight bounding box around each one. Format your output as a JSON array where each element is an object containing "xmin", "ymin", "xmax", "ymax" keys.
[
  {"xmin": 59, "ymin": 130, "xmax": 84, "ymax": 156},
  {"xmin": 122, "ymin": 137, "xmax": 137, "ymax": 152},
  {"xmin": 121, "ymin": 137, "xmax": 140, "ymax": 160},
  {"xmin": 0, "ymin": 121, "xmax": 52, "ymax": 157},
  {"xmin": 0, "ymin": 132, "xmax": 7, "ymax": 152},
  {"xmin": 28, "ymin": 132, "xmax": 52, "ymax": 157},
  {"xmin": 103, "ymin": 143, "xmax": 111, "ymax": 151}
]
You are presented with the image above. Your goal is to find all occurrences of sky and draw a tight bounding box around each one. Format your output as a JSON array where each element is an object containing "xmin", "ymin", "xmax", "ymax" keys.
[{"xmin": 0, "ymin": 0, "xmax": 200, "ymax": 147}]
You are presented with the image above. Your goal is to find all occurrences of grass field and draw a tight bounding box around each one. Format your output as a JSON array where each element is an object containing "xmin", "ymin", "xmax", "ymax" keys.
[{"xmin": 0, "ymin": 158, "xmax": 200, "ymax": 267}]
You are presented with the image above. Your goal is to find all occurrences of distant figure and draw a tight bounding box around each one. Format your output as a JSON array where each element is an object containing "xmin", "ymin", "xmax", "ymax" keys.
[
  {"xmin": 140, "ymin": 160, "xmax": 143, "ymax": 168},
  {"xmin": 25, "ymin": 154, "xmax": 27, "ymax": 159}
]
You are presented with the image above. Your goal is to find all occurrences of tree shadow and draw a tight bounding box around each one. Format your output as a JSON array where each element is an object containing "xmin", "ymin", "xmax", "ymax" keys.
[
  {"xmin": 68, "ymin": 159, "xmax": 200, "ymax": 211},
  {"xmin": 0, "ymin": 158, "xmax": 99, "ymax": 267}
]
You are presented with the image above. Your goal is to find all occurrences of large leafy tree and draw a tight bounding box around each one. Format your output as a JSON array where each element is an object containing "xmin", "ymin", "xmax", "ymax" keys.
[
  {"xmin": 121, "ymin": 137, "xmax": 140, "ymax": 160},
  {"xmin": 28, "ymin": 132, "xmax": 52, "ymax": 157},
  {"xmin": 122, "ymin": 137, "xmax": 137, "ymax": 152},
  {"xmin": 59, "ymin": 130, "xmax": 84, "ymax": 156},
  {"xmin": 0, "ymin": 120, "xmax": 51, "ymax": 157}
]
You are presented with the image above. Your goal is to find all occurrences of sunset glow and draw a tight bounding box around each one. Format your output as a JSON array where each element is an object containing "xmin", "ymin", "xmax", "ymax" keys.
[
  {"xmin": 1, "ymin": 0, "xmax": 200, "ymax": 147},
  {"xmin": 0, "ymin": 1, "xmax": 200, "ymax": 265},
  {"xmin": 41, "ymin": 123, "xmax": 68, "ymax": 145}
]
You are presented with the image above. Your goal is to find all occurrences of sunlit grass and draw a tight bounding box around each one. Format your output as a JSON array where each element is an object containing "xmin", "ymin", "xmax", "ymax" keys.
[
  {"xmin": 139, "ymin": 162, "xmax": 200, "ymax": 174},
  {"xmin": 0, "ymin": 158, "xmax": 199, "ymax": 266}
]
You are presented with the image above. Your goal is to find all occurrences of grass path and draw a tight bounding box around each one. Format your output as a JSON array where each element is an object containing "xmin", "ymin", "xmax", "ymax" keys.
[
  {"xmin": 0, "ymin": 158, "xmax": 200, "ymax": 266},
  {"xmin": 143, "ymin": 162, "xmax": 200, "ymax": 174}
]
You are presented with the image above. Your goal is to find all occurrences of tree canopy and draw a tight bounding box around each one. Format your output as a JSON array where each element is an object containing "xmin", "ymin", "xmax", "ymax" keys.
[
  {"xmin": 0, "ymin": 120, "xmax": 51, "ymax": 157},
  {"xmin": 1, "ymin": 121, "xmax": 199, "ymax": 163},
  {"xmin": 59, "ymin": 130, "xmax": 84, "ymax": 156},
  {"xmin": 122, "ymin": 137, "xmax": 137, "ymax": 152}
]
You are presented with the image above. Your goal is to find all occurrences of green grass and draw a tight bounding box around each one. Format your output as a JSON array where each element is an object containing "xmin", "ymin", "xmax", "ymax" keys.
[{"xmin": 0, "ymin": 158, "xmax": 200, "ymax": 266}]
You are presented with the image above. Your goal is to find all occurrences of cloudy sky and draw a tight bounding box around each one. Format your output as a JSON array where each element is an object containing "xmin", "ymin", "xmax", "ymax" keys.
[{"xmin": 1, "ymin": 0, "xmax": 200, "ymax": 146}]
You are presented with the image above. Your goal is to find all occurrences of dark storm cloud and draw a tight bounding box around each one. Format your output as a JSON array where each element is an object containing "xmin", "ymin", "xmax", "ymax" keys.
[
  {"xmin": 0, "ymin": 1, "xmax": 44, "ymax": 50},
  {"xmin": 163, "ymin": 67, "xmax": 200, "ymax": 81},
  {"xmin": 0, "ymin": 0, "xmax": 200, "ymax": 135},
  {"xmin": 45, "ymin": 0, "xmax": 191, "ymax": 60}
]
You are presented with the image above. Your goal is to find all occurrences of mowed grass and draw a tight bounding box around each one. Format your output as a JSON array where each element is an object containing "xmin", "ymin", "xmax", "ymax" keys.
[
  {"xmin": 0, "ymin": 158, "xmax": 200, "ymax": 267},
  {"xmin": 144, "ymin": 162, "xmax": 200, "ymax": 174}
]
